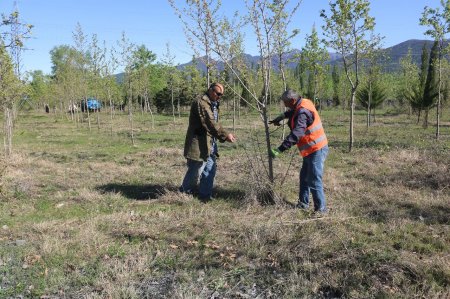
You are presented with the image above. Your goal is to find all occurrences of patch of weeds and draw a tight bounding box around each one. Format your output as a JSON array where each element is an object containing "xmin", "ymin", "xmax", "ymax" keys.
[
  {"xmin": 429, "ymin": 266, "xmax": 450, "ymax": 288},
  {"xmin": 358, "ymin": 249, "xmax": 398, "ymax": 266},
  {"xmin": 0, "ymin": 243, "xmax": 47, "ymax": 298},
  {"xmin": 151, "ymin": 254, "xmax": 180, "ymax": 271},
  {"xmin": 29, "ymin": 151, "xmax": 72, "ymax": 163},
  {"xmin": 105, "ymin": 244, "xmax": 126, "ymax": 259},
  {"xmin": 13, "ymin": 186, "xmax": 28, "ymax": 200},
  {"xmin": 390, "ymin": 225, "xmax": 446, "ymax": 255}
]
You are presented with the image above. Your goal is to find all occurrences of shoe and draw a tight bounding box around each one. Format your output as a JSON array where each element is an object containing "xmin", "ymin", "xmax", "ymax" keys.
[
  {"xmin": 313, "ymin": 209, "xmax": 328, "ymax": 217},
  {"xmin": 198, "ymin": 196, "xmax": 214, "ymax": 203},
  {"xmin": 295, "ymin": 203, "xmax": 309, "ymax": 210}
]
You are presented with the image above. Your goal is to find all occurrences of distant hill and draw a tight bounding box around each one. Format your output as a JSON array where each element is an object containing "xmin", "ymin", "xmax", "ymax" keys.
[
  {"xmin": 177, "ymin": 39, "xmax": 442, "ymax": 74},
  {"xmin": 381, "ymin": 39, "xmax": 450, "ymax": 71},
  {"xmin": 114, "ymin": 39, "xmax": 442, "ymax": 81}
]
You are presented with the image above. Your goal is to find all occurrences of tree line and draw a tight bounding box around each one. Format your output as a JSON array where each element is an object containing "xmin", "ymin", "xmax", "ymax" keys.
[{"xmin": 1, "ymin": 0, "xmax": 449, "ymax": 157}]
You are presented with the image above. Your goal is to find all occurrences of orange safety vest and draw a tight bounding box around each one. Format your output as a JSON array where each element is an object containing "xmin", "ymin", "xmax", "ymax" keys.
[{"xmin": 290, "ymin": 98, "xmax": 328, "ymax": 157}]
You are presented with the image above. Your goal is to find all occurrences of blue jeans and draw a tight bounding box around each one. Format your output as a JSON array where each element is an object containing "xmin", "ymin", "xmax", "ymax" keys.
[
  {"xmin": 298, "ymin": 146, "xmax": 328, "ymax": 211},
  {"xmin": 180, "ymin": 155, "xmax": 217, "ymax": 199}
]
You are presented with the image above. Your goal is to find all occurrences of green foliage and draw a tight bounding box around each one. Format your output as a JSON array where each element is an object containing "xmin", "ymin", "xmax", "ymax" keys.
[
  {"xmin": 422, "ymin": 41, "xmax": 439, "ymax": 110},
  {"xmin": 356, "ymin": 80, "xmax": 387, "ymax": 109},
  {"xmin": 302, "ymin": 25, "xmax": 329, "ymax": 102},
  {"xmin": 420, "ymin": 0, "xmax": 450, "ymax": 42},
  {"xmin": 181, "ymin": 62, "xmax": 204, "ymax": 104},
  {"xmin": 131, "ymin": 44, "xmax": 156, "ymax": 70},
  {"xmin": 321, "ymin": 0, "xmax": 379, "ymax": 78},
  {"xmin": 27, "ymin": 70, "xmax": 50, "ymax": 107},
  {"xmin": 404, "ymin": 83, "xmax": 428, "ymax": 112},
  {"xmin": 50, "ymin": 45, "xmax": 85, "ymax": 76},
  {"xmin": 331, "ymin": 64, "xmax": 340, "ymax": 105},
  {"xmin": 0, "ymin": 46, "xmax": 22, "ymax": 109},
  {"xmin": 154, "ymin": 86, "xmax": 172, "ymax": 113},
  {"xmin": 240, "ymin": 78, "xmax": 252, "ymax": 107}
]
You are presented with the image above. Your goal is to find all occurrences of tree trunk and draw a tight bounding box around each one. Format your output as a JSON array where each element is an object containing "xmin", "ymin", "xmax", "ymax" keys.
[
  {"xmin": 367, "ymin": 81, "xmax": 372, "ymax": 128},
  {"xmin": 145, "ymin": 89, "xmax": 155, "ymax": 130},
  {"xmin": 128, "ymin": 81, "xmax": 135, "ymax": 146},
  {"xmin": 232, "ymin": 80, "xmax": 236, "ymax": 132},
  {"xmin": 4, "ymin": 106, "xmax": 13, "ymax": 156},
  {"xmin": 436, "ymin": 56, "xmax": 442, "ymax": 139},
  {"xmin": 108, "ymin": 88, "xmax": 114, "ymax": 136},
  {"xmin": 171, "ymin": 83, "xmax": 176, "ymax": 122},
  {"xmin": 262, "ymin": 105, "xmax": 274, "ymax": 184},
  {"xmin": 423, "ymin": 108, "xmax": 429, "ymax": 129},
  {"xmin": 349, "ymin": 89, "xmax": 356, "ymax": 152}
]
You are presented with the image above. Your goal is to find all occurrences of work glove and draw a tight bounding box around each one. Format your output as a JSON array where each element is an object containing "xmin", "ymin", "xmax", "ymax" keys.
[
  {"xmin": 268, "ymin": 114, "xmax": 284, "ymax": 126},
  {"xmin": 269, "ymin": 148, "xmax": 281, "ymax": 158}
]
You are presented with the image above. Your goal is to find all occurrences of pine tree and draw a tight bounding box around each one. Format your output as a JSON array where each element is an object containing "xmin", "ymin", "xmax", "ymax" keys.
[
  {"xmin": 331, "ymin": 64, "xmax": 340, "ymax": 106},
  {"xmin": 422, "ymin": 41, "xmax": 439, "ymax": 128}
]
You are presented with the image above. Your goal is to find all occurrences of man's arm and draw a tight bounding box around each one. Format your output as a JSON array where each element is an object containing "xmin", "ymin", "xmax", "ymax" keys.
[
  {"xmin": 278, "ymin": 109, "xmax": 313, "ymax": 152},
  {"xmin": 197, "ymin": 100, "xmax": 229, "ymax": 142}
]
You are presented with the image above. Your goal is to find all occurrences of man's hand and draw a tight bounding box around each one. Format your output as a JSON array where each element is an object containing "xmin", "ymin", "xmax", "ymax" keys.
[
  {"xmin": 269, "ymin": 148, "xmax": 281, "ymax": 158},
  {"xmin": 268, "ymin": 114, "xmax": 284, "ymax": 126},
  {"xmin": 226, "ymin": 133, "xmax": 237, "ymax": 143}
]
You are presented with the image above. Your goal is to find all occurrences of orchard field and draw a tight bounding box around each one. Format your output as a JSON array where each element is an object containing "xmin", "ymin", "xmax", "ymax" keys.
[{"xmin": 0, "ymin": 107, "xmax": 449, "ymax": 298}]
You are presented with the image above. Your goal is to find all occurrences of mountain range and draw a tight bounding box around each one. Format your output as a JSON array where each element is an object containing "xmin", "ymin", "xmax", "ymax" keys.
[
  {"xmin": 115, "ymin": 39, "xmax": 443, "ymax": 83},
  {"xmin": 178, "ymin": 39, "xmax": 442, "ymax": 73}
]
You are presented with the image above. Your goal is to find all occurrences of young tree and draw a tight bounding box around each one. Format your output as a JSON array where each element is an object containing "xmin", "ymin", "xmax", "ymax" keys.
[
  {"xmin": 49, "ymin": 44, "xmax": 84, "ymax": 122},
  {"xmin": 99, "ymin": 41, "xmax": 120, "ymax": 136},
  {"xmin": 321, "ymin": 0, "xmax": 382, "ymax": 151},
  {"xmin": 131, "ymin": 45, "xmax": 157, "ymax": 128},
  {"xmin": 168, "ymin": 0, "xmax": 222, "ymax": 87},
  {"xmin": 422, "ymin": 41, "xmax": 439, "ymax": 128},
  {"xmin": 301, "ymin": 25, "xmax": 329, "ymax": 108},
  {"xmin": 171, "ymin": 0, "xmax": 301, "ymax": 202},
  {"xmin": 356, "ymin": 79, "xmax": 387, "ymax": 122},
  {"xmin": 118, "ymin": 32, "xmax": 137, "ymax": 145},
  {"xmin": 270, "ymin": 1, "xmax": 300, "ymax": 91},
  {"xmin": 331, "ymin": 64, "xmax": 340, "ymax": 106},
  {"xmin": 161, "ymin": 42, "xmax": 181, "ymax": 121},
  {"xmin": 420, "ymin": 0, "xmax": 450, "ymax": 138},
  {"xmin": 361, "ymin": 36, "xmax": 384, "ymax": 127},
  {"xmin": 0, "ymin": 46, "xmax": 22, "ymax": 156},
  {"xmin": 1, "ymin": 10, "xmax": 32, "ymax": 156},
  {"xmin": 399, "ymin": 48, "xmax": 420, "ymax": 117},
  {"xmin": 28, "ymin": 70, "xmax": 50, "ymax": 108}
]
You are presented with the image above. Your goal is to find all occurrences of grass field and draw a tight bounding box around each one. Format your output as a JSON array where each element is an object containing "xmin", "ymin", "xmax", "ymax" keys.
[{"xmin": 0, "ymin": 106, "xmax": 449, "ymax": 298}]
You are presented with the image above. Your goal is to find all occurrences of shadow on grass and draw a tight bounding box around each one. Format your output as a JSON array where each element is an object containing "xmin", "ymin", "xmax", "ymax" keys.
[
  {"xmin": 328, "ymin": 139, "xmax": 403, "ymax": 151},
  {"xmin": 96, "ymin": 183, "xmax": 179, "ymax": 200},
  {"xmin": 97, "ymin": 183, "xmax": 247, "ymax": 203},
  {"xmin": 397, "ymin": 202, "xmax": 450, "ymax": 225},
  {"xmin": 214, "ymin": 187, "xmax": 246, "ymax": 202},
  {"xmin": 363, "ymin": 201, "xmax": 450, "ymax": 225}
]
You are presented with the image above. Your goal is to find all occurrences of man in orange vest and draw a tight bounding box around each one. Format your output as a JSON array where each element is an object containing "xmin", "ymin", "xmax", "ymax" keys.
[{"xmin": 269, "ymin": 89, "xmax": 329, "ymax": 214}]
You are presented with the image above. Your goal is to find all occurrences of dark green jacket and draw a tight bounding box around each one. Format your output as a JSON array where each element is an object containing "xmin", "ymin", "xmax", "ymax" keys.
[{"xmin": 183, "ymin": 94, "xmax": 229, "ymax": 161}]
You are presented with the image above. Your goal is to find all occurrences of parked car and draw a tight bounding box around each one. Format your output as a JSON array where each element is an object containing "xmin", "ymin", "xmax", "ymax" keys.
[{"xmin": 81, "ymin": 98, "xmax": 102, "ymax": 112}]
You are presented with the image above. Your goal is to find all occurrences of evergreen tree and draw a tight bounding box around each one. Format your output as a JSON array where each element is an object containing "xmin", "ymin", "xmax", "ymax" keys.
[
  {"xmin": 356, "ymin": 79, "xmax": 387, "ymax": 119},
  {"xmin": 419, "ymin": 43, "xmax": 429, "ymax": 94},
  {"xmin": 331, "ymin": 64, "xmax": 340, "ymax": 106},
  {"xmin": 422, "ymin": 41, "xmax": 439, "ymax": 128},
  {"xmin": 399, "ymin": 48, "xmax": 421, "ymax": 117}
]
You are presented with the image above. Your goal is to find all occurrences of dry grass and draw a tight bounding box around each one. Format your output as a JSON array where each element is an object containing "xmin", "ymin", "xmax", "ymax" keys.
[{"xmin": 0, "ymin": 110, "xmax": 449, "ymax": 298}]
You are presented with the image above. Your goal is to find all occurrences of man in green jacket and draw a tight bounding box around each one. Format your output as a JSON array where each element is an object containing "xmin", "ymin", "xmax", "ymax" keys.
[{"xmin": 180, "ymin": 82, "xmax": 236, "ymax": 201}]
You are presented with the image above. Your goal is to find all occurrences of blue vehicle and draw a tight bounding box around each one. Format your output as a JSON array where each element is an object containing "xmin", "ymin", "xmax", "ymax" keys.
[{"xmin": 81, "ymin": 98, "xmax": 102, "ymax": 112}]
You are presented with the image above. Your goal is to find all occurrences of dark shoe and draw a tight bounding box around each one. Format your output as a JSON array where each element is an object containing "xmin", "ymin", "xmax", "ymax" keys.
[
  {"xmin": 296, "ymin": 203, "xmax": 309, "ymax": 210},
  {"xmin": 198, "ymin": 196, "xmax": 214, "ymax": 203},
  {"xmin": 313, "ymin": 209, "xmax": 328, "ymax": 217}
]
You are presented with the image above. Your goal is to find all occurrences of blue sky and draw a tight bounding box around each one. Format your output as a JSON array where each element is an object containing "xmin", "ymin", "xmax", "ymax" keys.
[{"xmin": 0, "ymin": 0, "xmax": 445, "ymax": 75}]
